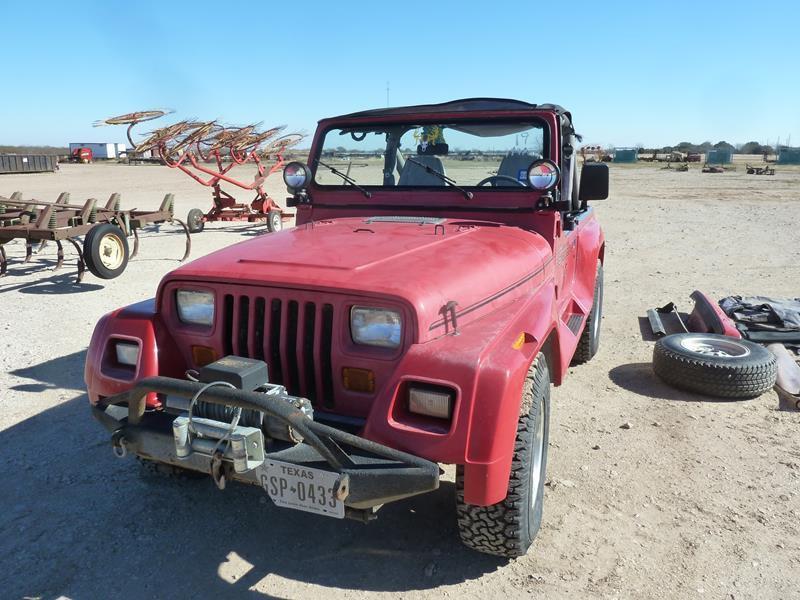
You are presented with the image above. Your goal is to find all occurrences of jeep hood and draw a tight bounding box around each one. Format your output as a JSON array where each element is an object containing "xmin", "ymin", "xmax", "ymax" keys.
[{"xmin": 165, "ymin": 217, "xmax": 553, "ymax": 341}]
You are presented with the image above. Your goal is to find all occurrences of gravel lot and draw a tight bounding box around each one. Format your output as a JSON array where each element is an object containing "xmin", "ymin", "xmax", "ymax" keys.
[{"xmin": 1, "ymin": 161, "xmax": 799, "ymax": 599}]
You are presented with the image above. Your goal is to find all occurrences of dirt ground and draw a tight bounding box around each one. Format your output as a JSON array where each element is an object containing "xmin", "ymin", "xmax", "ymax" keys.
[{"xmin": 1, "ymin": 160, "xmax": 799, "ymax": 599}]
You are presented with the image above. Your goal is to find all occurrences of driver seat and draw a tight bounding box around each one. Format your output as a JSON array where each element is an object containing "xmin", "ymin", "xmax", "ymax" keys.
[
  {"xmin": 496, "ymin": 152, "xmax": 541, "ymax": 186},
  {"xmin": 398, "ymin": 155, "xmax": 447, "ymax": 186}
]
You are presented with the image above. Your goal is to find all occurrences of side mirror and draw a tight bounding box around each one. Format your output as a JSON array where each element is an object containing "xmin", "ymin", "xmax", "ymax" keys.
[{"xmin": 578, "ymin": 163, "xmax": 609, "ymax": 201}]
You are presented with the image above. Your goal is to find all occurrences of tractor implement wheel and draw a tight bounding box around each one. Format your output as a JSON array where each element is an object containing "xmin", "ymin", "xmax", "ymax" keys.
[
  {"xmin": 83, "ymin": 223, "xmax": 130, "ymax": 280},
  {"xmin": 267, "ymin": 210, "xmax": 282, "ymax": 233},
  {"xmin": 187, "ymin": 208, "xmax": 205, "ymax": 233}
]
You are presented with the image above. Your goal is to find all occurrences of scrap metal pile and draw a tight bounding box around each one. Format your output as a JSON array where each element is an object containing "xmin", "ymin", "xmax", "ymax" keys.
[
  {"xmin": 100, "ymin": 110, "xmax": 303, "ymax": 232},
  {"xmin": 0, "ymin": 192, "xmax": 190, "ymax": 282}
]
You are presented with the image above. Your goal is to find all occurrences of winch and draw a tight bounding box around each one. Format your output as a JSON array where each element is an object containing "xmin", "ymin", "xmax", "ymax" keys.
[{"xmin": 169, "ymin": 356, "xmax": 314, "ymax": 476}]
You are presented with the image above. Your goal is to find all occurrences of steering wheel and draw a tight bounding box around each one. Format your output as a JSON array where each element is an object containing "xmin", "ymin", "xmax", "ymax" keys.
[{"xmin": 477, "ymin": 175, "xmax": 527, "ymax": 187}]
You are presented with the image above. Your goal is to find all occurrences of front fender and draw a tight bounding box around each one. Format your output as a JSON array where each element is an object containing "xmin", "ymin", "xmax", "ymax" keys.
[
  {"xmin": 84, "ymin": 299, "xmax": 183, "ymax": 407},
  {"xmin": 462, "ymin": 281, "xmax": 557, "ymax": 505},
  {"xmin": 363, "ymin": 280, "xmax": 559, "ymax": 506}
]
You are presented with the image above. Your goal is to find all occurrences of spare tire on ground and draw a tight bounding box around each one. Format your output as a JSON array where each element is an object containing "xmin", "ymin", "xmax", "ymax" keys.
[{"xmin": 653, "ymin": 333, "xmax": 777, "ymax": 399}]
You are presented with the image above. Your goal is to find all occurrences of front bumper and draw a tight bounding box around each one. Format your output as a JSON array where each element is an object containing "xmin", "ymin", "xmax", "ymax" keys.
[{"xmin": 93, "ymin": 376, "xmax": 440, "ymax": 520}]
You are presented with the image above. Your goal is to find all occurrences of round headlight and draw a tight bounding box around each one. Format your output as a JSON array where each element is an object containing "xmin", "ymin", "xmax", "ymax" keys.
[
  {"xmin": 283, "ymin": 161, "xmax": 311, "ymax": 191},
  {"xmin": 527, "ymin": 159, "xmax": 560, "ymax": 191}
]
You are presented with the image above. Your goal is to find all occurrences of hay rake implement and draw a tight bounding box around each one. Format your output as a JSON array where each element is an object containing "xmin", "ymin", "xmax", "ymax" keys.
[
  {"xmin": 100, "ymin": 110, "xmax": 304, "ymax": 233},
  {"xmin": 0, "ymin": 192, "xmax": 191, "ymax": 283}
]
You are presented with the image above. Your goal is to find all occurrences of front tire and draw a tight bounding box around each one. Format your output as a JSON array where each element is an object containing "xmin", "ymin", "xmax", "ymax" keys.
[{"xmin": 456, "ymin": 355, "xmax": 550, "ymax": 557}]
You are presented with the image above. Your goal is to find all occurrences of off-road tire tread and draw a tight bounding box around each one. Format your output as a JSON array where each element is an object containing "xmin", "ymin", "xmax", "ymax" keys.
[
  {"xmin": 455, "ymin": 356, "xmax": 548, "ymax": 557},
  {"xmin": 653, "ymin": 337, "xmax": 777, "ymax": 399}
]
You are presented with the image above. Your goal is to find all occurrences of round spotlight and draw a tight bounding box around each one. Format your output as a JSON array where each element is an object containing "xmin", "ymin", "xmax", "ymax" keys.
[
  {"xmin": 527, "ymin": 159, "xmax": 560, "ymax": 191},
  {"xmin": 283, "ymin": 162, "xmax": 311, "ymax": 191}
]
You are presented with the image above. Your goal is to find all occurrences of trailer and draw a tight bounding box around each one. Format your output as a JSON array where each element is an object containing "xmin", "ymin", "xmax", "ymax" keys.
[
  {"xmin": 0, "ymin": 191, "xmax": 191, "ymax": 282},
  {"xmin": 68, "ymin": 142, "xmax": 122, "ymax": 160}
]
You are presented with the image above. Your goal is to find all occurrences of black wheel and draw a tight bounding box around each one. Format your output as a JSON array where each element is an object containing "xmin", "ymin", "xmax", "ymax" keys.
[
  {"xmin": 456, "ymin": 355, "xmax": 550, "ymax": 557},
  {"xmin": 187, "ymin": 208, "xmax": 205, "ymax": 233},
  {"xmin": 572, "ymin": 262, "xmax": 603, "ymax": 364},
  {"xmin": 267, "ymin": 209, "xmax": 282, "ymax": 233},
  {"xmin": 83, "ymin": 223, "xmax": 129, "ymax": 279},
  {"xmin": 653, "ymin": 333, "xmax": 777, "ymax": 399}
]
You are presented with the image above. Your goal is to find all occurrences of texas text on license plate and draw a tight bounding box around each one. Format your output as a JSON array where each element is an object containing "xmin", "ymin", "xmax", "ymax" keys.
[{"xmin": 257, "ymin": 459, "xmax": 345, "ymax": 519}]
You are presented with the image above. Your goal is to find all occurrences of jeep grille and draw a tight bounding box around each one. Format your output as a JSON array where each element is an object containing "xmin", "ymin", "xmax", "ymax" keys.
[{"xmin": 221, "ymin": 294, "xmax": 335, "ymax": 408}]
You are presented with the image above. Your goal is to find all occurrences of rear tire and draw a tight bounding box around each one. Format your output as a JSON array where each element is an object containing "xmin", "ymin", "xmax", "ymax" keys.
[
  {"xmin": 455, "ymin": 355, "xmax": 550, "ymax": 557},
  {"xmin": 572, "ymin": 262, "xmax": 603, "ymax": 364},
  {"xmin": 187, "ymin": 208, "xmax": 205, "ymax": 233},
  {"xmin": 83, "ymin": 223, "xmax": 129, "ymax": 279}
]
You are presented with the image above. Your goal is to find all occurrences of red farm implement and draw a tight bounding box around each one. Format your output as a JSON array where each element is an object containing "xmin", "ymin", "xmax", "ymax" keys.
[
  {"xmin": 99, "ymin": 110, "xmax": 303, "ymax": 233},
  {"xmin": 0, "ymin": 191, "xmax": 190, "ymax": 283}
]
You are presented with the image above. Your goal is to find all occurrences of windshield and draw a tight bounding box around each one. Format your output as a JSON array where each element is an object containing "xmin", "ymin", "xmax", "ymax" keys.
[{"xmin": 313, "ymin": 120, "xmax": 547, "ymax": 190}]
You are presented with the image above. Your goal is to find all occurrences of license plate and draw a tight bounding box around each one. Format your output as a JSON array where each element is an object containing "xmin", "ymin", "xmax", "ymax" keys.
[{"xmin": 257, "ymin": 459, "xmax": 345, "ymax": 519}]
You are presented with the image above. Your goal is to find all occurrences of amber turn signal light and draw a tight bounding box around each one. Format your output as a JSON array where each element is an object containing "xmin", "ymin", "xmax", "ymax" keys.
[
  {"xmin": 191, "ymin": 345, "xmax": 218, "ymax": 367},
  {"xmin": 342, "ymin": 367, "xmax": 375, "ymax": 393}
]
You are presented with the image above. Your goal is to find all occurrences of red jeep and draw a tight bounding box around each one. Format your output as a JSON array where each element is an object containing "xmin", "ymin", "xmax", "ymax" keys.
[{"xmin": 86, "ymin": 98, "xmax": 608, "ymax": 557}]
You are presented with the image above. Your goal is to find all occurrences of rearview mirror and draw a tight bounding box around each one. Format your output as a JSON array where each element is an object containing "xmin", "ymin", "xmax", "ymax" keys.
[{"xmin": 578, "ymin": 163, "xmax": 609, "ymax": 201}]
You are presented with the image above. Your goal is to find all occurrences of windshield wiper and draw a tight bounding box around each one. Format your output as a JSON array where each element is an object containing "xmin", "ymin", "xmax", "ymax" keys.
[
  {"xmin": 315, "ymin": 159, "xmax": 372, "ymax": 198},
  {"xmin": 405, "ymin": 157, "xmax": 473, "ymax": 200}
]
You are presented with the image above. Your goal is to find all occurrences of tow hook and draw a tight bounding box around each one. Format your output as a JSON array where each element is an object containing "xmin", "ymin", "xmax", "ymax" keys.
[
  {"xmin": 111, "ymin": 430, "xmax": 128, "ymax": 458},
  {"xmin": 210, "ymin": 451, "xmax": 229, "ymax": 491}
]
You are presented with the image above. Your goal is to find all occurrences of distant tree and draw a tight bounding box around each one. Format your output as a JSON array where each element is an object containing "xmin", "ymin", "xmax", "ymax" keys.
[
  {"xmin": 739, "ymin": 141, "xmax": 774, "ymax": 154},
  {"xmin": 700, "ymin": 141, "xmax": 713, "ymax": 151},
  {"xmin": 714, "ymin": 141, "xmax": 735, "ymax": 151},
  {"xmin": 676, "ymin": 141, "xmax": 694, "ymax": 152}
]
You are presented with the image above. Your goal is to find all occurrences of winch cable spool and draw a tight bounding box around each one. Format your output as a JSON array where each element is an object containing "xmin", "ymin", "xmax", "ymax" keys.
[
  {"xmin": 186, "ymin": 380, "xmax": 240, "ymax": 486},
  {"xmin": 184, "ymin": 369, "xmax": 262, "ymax": 428}
]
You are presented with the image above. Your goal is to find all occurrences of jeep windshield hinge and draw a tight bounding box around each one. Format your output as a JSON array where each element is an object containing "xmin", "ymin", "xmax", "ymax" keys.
[{"xmin": 441, "ymin": 300, "xmax": 459, "ymax": 335}]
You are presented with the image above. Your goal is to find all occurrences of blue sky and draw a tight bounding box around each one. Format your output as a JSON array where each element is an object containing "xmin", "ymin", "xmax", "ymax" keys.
[{"xmin": 2, "ymin": 0, "xmax": 798, "ymax": 148}]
